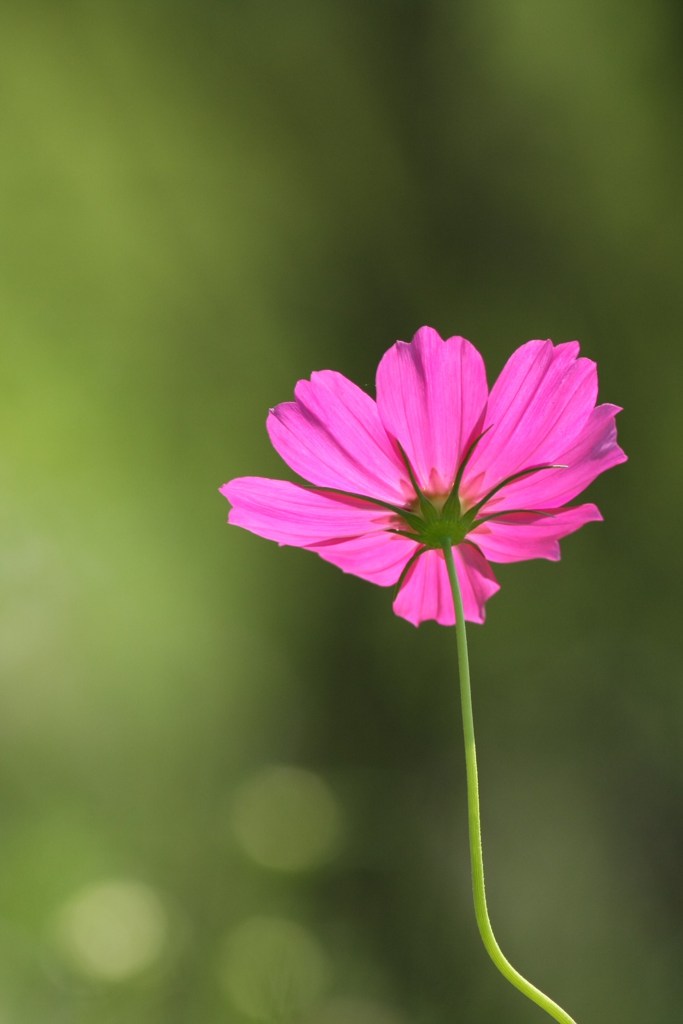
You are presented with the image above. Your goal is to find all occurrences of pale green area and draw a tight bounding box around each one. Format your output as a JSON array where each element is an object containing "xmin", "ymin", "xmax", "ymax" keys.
[{"xmin": 0, "ymin": 2, "xmax": 681, "ymax": 1021}]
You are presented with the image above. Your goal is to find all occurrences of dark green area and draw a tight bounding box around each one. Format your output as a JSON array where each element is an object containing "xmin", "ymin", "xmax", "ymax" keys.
[{"xmin": 1, "ymin": 2, "xmax": 681, "ymax": 1021}]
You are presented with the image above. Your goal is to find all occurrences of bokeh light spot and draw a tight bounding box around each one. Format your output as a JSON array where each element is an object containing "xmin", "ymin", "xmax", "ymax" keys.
[
  {"xmin": 219, "ymin": 915, "xmax": 329, "ymax": 1021},
  {"xmin": 231, "ymin": 764, "xmax": 342, "ymax": 872},
  {"xmin": 55, "ymin": 879, "xmax": 167, "ymax": 981}
]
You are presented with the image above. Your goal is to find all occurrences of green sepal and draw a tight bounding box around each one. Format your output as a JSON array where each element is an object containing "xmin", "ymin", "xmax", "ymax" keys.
[
  {"xmin": 466, "ymin": 463, "xmax": 567, "ymax": 519},
  {"xmin": 387, "ymin": 528, "xmax": 422, "ymax": 541},
  {"xmin": 472, "ymin": 508, "xmax": 557, "ymax": 527},
  {"xmin": 301, "ymin": 484, "xmax": 423, "ymax": 532}
]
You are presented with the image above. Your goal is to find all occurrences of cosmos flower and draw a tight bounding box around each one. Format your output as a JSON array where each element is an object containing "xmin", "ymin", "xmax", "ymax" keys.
[{"xmin": 222, "ymin": 327, "xmax": 626, "ymax": 626}]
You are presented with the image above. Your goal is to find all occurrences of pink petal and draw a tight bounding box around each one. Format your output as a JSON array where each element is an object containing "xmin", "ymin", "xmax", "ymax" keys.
[
  {"xmin": 392, "ymin": 543, "xmax": 500, "ymax": 626},
  {"xmin": 471, "ymin": 503, "xmax": 603, "ymax": 563},
  {"xmin": 391, "ymin": 549, "xmax": 452, "ymax": 626},
  {"xmin": 376, "ymin": 326, "xmax": 488, "ymax": 495},
  {"xmin": 463, "ymin": 340, "xmax": 598, "ymax": 500},
  {"xmin": 307, "ymin": 532, "xmax": 420, "ymax": 585},
  {"xmin": 483, "ymin": 404, "xmax": 627, "ymax": 512},
  {"xmin": 222, "ymin": 477, "xmax": 394, "ymax": 546},
  {"xmin": 266, "ymin": 370, "xmax": 411, "ymax": 505},
  {"xmin": 454, "ymin": 544, "xmax": 501, "ymax": 624}
]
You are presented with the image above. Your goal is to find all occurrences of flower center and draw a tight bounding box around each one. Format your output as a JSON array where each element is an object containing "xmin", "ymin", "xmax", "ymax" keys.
[
  {"xmin": 389, "ymin": 434, "xmax": 566, "ymax": 552},
  {"xmin": 402, "ymin": 493, "xmax": 478, "ymax": 550},
  {"xmin": 418, "ymin": 509, "xmax": 474, "ymax": 549}
]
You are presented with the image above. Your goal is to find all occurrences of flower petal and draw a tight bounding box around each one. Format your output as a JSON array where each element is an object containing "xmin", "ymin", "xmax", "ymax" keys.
[
  {"xmin": 471, "ymin": 503, "xmax": 603, "ymax": 563},
  {"xmin": 266, "ymin": 370, "xmax": 411, "ymax": 505},
  {"xmin": 463, "ymin": 340, "xmax": 598, "ymax": 500},
  {"xmin": 376, "ymin": 326, "xmax": 488, "ymax": 495},
  {"xmin": 483, "ymin": 404, "xmax": 627, "ymax": 512},
  {"xmin": 306, "ymin": 532, "xmax": 419, "ymax": 585},
  {"xmin": 392, "ymin": 543, "xmax": 499, "ymax": 626},
  {"xmin": 392, "ymin": 549, "xmax": 453, "ymax": 626},
  {"xmin": 454, "ymin": 544, "xmax": 501, "ymax": 623},
  {"xmin": 222, "ymin": 477, "xmax": 394, "ymax": 546}
]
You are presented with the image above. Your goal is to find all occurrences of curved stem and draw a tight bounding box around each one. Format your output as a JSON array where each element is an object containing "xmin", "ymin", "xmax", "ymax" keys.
[{"xmin": 442, "ymin": 540, "xmax": 578, "ymax": 1024}]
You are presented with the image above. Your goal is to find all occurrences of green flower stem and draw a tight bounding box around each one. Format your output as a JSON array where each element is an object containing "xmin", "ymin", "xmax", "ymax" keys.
[{"xmin": 442, "ymin": 540, "xmax": 578, "ymax": 1024}]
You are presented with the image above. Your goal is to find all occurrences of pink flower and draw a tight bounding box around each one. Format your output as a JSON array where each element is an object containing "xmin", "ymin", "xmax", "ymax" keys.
[{"xmin": 222, "ymin": 327, "xmax": 626, "ymax": 626}]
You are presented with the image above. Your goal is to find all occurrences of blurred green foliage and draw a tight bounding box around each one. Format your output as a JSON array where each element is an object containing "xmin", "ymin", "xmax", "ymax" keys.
[{"xmin": 1, "ymin": 1, "xmax": 681, "ymax": 1021}]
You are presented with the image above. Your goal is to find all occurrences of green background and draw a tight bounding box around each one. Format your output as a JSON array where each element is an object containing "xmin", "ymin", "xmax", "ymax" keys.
[{"xmin": 1, "ymin": 2, "xmax": 680, "ymax": 1022}]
